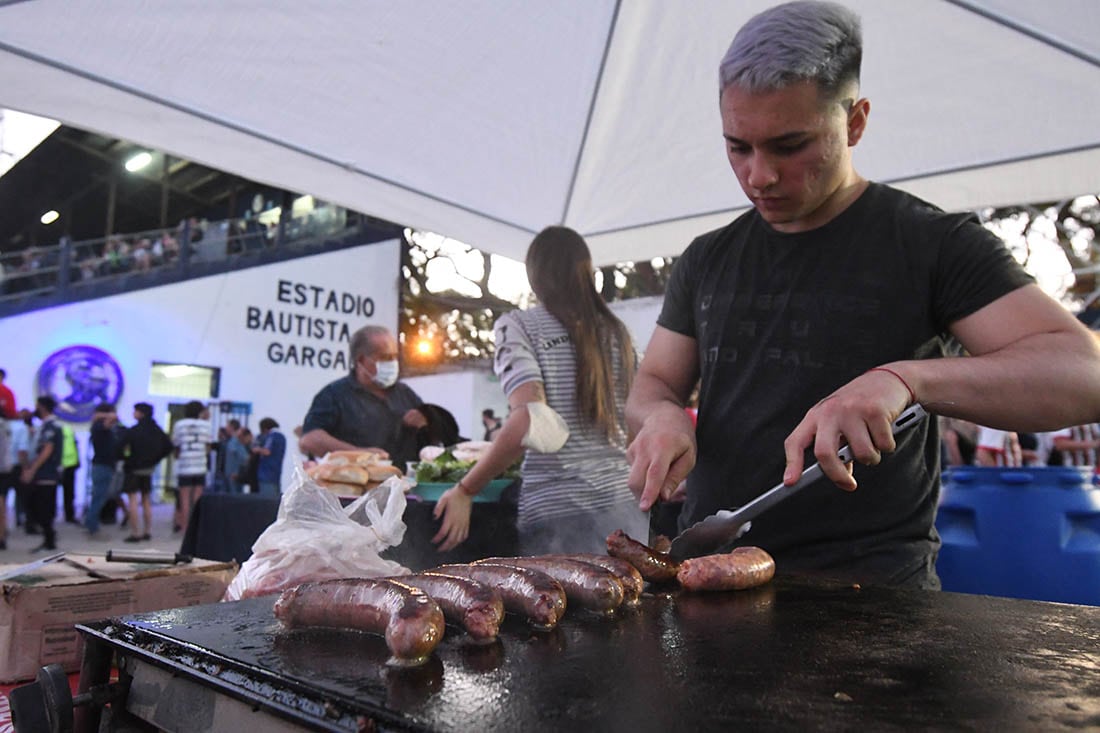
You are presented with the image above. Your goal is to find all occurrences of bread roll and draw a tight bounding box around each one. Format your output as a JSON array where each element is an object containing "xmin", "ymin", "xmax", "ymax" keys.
[
  {"xmin": 367, "ymin": 464, "xmax": 404, "ymax": 482},
  {"xmin": 325, "ymin": 450, "xmax": 383, "ymax": 467},
  {"xmin": 315, "ymin": 479, "xmax": 368, "ymax": 496},
  {"xmin": 308, "ymin": 462, "xmax": 372, "ymax": 485}
]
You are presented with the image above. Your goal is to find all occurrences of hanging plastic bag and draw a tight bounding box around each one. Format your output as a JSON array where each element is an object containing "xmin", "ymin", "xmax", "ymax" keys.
[{"xmin": 224, "ymin": 462, "xmax": 411, "ymax": 601}]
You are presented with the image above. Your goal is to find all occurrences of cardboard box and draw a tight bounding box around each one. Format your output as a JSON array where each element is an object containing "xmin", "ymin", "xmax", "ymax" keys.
[{"xmin": 0, "ymin": 553, "xmax": 237, "ymax": 683}]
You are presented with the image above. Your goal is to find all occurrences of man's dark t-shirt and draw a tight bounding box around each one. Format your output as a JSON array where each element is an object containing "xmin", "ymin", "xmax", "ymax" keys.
[
  {"xmin": 302, "ymin": 375, "xmax": 423, "ymax": 466},
  {"xmin": 659, "ymin": 183, "xmax": 1033, "ymax": 587},
  {"xmin": 121, "ymin": 418, "xmax": 173, "ymax": 471},
  {"xmin": 90, "ymin": 420, "xmax": 121, "ymax": 466}
]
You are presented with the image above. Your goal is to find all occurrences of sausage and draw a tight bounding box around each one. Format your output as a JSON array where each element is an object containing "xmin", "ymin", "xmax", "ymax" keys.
[
  {"xmin": 434, "ymin": 563, "xmax": 567, "ymax": 630},
  {"xmin": 392, "ymin": 572, "xmax": 505, "ymax": 643},
  {"xmin": 544, "ymin": 553, "xmax": 644, "ymax": 607},
  {"xmin": 676, "ymin": 546, "xmax": 776, "ymax": 592},
  {"xmin": 274, "ymin": 578, "xmax": 444, "ymax": 665},
  {"xmin": 606, "ymin": 529, "xmax": 681, "ymax": 583},
  {"xmin": 478, "ymin": 556, "xmax": 625, "ymax": 613}
]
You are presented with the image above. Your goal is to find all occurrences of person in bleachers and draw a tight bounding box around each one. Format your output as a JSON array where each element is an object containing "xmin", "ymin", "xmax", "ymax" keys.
[{"xmin": 132, "ymin": 238, "xmax": 152, "ymax": 272}]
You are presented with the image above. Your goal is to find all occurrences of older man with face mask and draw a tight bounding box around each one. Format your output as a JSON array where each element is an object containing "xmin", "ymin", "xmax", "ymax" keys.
[{"xmin": 299, "ymin": 325, "xmax": 427, "ymax": 467}]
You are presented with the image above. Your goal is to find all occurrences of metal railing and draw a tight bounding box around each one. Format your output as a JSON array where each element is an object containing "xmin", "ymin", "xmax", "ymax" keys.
[{"xmin": 0, "ymin": 204, "xmax": 391, "ymax": 312}]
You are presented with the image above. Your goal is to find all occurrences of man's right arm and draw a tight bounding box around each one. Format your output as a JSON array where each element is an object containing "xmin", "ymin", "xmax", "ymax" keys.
[
  {"xmin": 301, "ymin": 386, "xmax": 361, "ymax": 457},
  {"xmin": 625, "ymin": 326, "xmax": 700, "ymax": 511},
  {"xmin": 298, "ymin": 429, "xmax": 362, "ymax": 456}
]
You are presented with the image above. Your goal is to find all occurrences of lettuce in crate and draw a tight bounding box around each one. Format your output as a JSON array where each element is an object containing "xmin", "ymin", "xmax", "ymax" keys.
[{"xmin": 415, "ymin": 445, "xmax": 521, "ymax": 484}]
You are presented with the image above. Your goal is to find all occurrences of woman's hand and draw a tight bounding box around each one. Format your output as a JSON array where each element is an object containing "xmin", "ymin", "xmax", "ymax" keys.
[{"xmin": 432, "ymin": 485, "xmax": 474, "ymax": 552}]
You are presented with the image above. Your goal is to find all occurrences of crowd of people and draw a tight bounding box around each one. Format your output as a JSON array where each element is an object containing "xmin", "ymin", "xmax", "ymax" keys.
[
  {"xmin": 0, "ymin": 219, "xmax": 203, "ymax": 297},
  {"xmin": 1, "ymin": 204, "xmax": 353, "ymax": 300},
  {"xmin": 941, "ymin": 417, "xmax": 1100, "ymax": 470},
  {"xmin": 0, "ymin": 374, "xmax": 288, "ymax": 552}
]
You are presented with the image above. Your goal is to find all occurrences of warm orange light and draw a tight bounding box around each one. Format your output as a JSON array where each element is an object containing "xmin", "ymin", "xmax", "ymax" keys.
[{"xmin": 415, "ymin": 339, "xmax": 433, "ymax": 356}]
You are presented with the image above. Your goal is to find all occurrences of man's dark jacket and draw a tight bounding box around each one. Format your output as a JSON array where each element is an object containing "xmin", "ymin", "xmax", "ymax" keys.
[{"xmin": 121, "ymin": 417, "xmax": 173, "ymax": 471}]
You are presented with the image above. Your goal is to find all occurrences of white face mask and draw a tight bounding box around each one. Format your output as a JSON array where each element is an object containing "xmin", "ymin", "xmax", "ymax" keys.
[{"xmin": 372, "ymin": 359, "xmax": 400, "ymax": 388}]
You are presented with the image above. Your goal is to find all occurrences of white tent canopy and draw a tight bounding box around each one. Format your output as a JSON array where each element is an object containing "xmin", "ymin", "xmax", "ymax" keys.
[{"xmin": 1, "ymin": 0, "xmax": 1098, "ymax": 265}]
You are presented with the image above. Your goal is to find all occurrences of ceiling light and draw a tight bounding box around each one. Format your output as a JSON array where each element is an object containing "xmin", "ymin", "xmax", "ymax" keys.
[
  {"xmin": 159, "ymin": 364, "xmax": 199, "ymax": 378},
  {"xmin": 40, "ymin": 210, "xmax": 59, "ymax": 225},
  {"xmin": 125, "ymin": 151, "xmax": 153, "ymax": 172}
]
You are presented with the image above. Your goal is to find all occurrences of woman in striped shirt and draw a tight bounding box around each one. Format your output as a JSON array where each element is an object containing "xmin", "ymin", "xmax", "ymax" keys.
[{"xmin": 433, "ymin": 226, "xmax": 650, "ymax": 554}]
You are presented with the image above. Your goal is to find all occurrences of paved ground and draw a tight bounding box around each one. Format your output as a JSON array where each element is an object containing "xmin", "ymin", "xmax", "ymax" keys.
[{"xmin": 0, "ymin": 491, "xmax": 186, "ymax": 560}]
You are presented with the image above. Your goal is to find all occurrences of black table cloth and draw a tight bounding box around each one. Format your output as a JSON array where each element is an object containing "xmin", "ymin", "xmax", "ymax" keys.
[
  {"xmin": 179, "ymin": 492, "xmax": 280, "ymax": 563},
  {"xmin": 381, "ymin": 497, "xmax": 518, "ymax": 571},
  {"xmin": 179, "ymin": 491, "xmax": 518, "ymax": 568}
]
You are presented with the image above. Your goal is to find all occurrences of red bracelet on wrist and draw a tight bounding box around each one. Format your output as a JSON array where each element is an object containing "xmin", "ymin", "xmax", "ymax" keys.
[
  {"xmin": 867, "ymin": 367, "xmax": 916, "ymax": 405},
  {"xmin": 457, "ymin": 480, "xmax": 479, "ymax": 497}
]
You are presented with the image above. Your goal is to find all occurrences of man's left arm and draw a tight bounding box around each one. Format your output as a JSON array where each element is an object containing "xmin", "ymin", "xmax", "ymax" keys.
[
  {"xmin": 906, "ymin": 284, "xmax": 1100, "ymax": 429},
  {"xmin": 784, "ymin": 284, "xmax": 1100, "ymax": 488},
  {"xmin": 400, "ymin": 385, "xmax": 428, "ymax": 430}
]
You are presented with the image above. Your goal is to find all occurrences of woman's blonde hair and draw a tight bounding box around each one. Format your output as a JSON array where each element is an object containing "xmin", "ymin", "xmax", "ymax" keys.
[{"xmin": 526, "ymin": 226, "xmax": 636, "ymax": 440}]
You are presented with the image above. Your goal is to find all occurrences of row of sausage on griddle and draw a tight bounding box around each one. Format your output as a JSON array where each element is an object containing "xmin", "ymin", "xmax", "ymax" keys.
[
  {"xmin": 273, "ymin": 553, "xmax": 644, "ymax": 665},
  {"xmin": 273, "ymin": 531, "xmax": 775, "ymax": 665},
  {"xmin": 606, "ymin": 529, "xmax": 776, "ymax": 591}
]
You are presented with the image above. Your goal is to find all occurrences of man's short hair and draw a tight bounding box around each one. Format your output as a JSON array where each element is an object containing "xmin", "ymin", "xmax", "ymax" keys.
[
  {"xmin": 184, "ymin": 400, "xmax": 205, "ymax": 419},
  {"xmin": 36, "ymin": 395, "xmax": 57, "ymax": 413},
  {"xmin": 94, "ymin": 402, "xmax": 117, "ymax": 415},
  {"xmin": 259, "ymin": 417, "xmax": 279, "ymax": 432},
  {"xmin": 0, "ymin": 368, "xmax": 6, "ymax": 379},
  {"xmin": 227, "ymin": 418, "xmax": 241, "ymax": 430},
  {"xmin": 349, "ymin": 324, "xmax": 393, "ymax": 365},
  {"xmin": 718, "ymin": 1, "xmax": 862, "ymax": 100},
  {"xmin": 134, "ymin": 402, "xmax": 154, "ymax": 419}
]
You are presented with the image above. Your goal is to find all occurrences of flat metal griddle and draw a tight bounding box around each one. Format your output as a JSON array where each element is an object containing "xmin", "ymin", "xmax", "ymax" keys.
[{"xmin": 78, "ymin": 577, "xmax": 1100, "ymax": 731}]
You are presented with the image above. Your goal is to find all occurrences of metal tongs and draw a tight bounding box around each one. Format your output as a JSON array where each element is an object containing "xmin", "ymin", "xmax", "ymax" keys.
[{"xmin": 667, "ymin": 403, "xmax": 929, "ymax": 561}]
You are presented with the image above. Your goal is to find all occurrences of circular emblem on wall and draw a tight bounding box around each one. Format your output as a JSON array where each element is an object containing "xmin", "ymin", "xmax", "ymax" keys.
[{"xmin": 36, "ymin": 345, "xmax": 125, "ymax": 423}]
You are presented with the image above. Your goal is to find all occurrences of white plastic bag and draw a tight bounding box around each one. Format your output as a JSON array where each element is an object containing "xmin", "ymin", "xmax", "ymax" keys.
[
  {"xmin": 223, "ymin": 463, "xmax": 411, "ymax": 601},
  {"xmin": 522, "ymin": 402, "xmax": 570, "ymax": 453}
]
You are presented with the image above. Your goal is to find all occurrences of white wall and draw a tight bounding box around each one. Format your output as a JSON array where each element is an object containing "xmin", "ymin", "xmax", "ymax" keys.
[
  {"xmin": 610, "ymin": 294, "xmax": 663, "ymax": 356},
  {"xmin": 0, "ymin": 239, "xmax": 401, "ymax": 496}
]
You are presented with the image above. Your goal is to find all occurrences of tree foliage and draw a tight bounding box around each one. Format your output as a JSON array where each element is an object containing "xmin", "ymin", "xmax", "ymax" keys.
[
  {"xmin": 401, "ymin": 194, "xmax": 1100, "ymax": 371},
  {"xmin": 978, "ymin": 194, "xmax": 1099, "ymax": 307},
  {"xmin": 399, "ymin": 230, "xmax": 676, "ymax": 372}
]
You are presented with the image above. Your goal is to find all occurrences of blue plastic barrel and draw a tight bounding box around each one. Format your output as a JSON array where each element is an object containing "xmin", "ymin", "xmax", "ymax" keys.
[{"xmin": 935, "ymin": 466, "xmax": 1100, "ymax": 605}]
